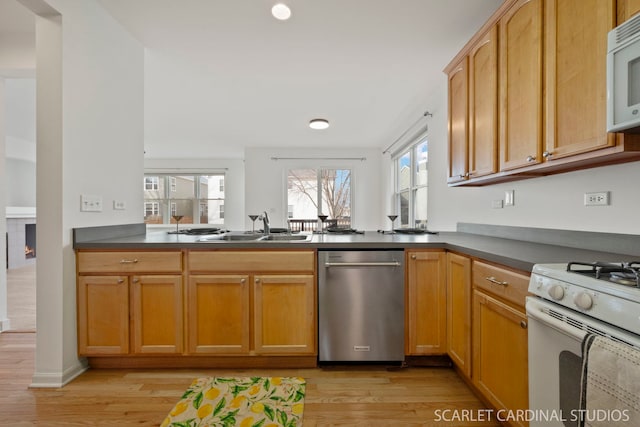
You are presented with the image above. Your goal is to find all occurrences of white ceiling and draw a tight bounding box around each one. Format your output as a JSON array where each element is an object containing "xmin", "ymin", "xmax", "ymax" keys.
[{"xmin": 4, "ymin": 0, "xmax": 503, "ymax": 159}]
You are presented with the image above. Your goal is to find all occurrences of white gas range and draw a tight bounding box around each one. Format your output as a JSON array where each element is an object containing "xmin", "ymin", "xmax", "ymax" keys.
[{"xmin": 526, "ymin": 261, "xmax": 640, "ymax": 427}]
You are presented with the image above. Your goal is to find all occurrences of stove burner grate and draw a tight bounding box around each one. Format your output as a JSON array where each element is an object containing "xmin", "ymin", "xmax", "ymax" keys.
[{"xmin": 567, "ymin": 261, "xmax": 640, "ymax": 288}]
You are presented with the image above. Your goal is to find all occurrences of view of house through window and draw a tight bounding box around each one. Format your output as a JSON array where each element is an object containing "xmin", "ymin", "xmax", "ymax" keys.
[
  {"xmin": 287, "ymin": 168, "xmax": 352, "ymax": 229},
  {"xmin": 144, "ymin": 174, "xmax": 225, "ymax": 225},
  {"xmin": 394, "ymin": 139, "xmax": 428, "ymax": 228}
]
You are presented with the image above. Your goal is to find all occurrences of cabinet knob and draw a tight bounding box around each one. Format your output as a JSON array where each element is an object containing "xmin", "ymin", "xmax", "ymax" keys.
[
  {"xmin": 520, "ymin": 320, "xmax": 528, "ymax": 329},
  {"xmin": 411, "ymin": 254, "xmax": 417, "ymax": 260},
  {"xmin": 255, "ymin": 278, "xmax": 260, "ymax": 284},
  {"xmin": 240, "ymin": 278, "xmax": 246, "ymax": 284},
  {"xmin": 526, "ymin": 155, "xmax": 536, "ymax": 162},
  {"xmin": 132, "ymin": 277, "xmax": 139, "ymax": 283},
  {"xmin": 542, "ymin": 151, "xmax": 552, "ymax": 158},
  {"xmin": 117, "ymin": 278, "xmax": 124, "ymax": 284}
]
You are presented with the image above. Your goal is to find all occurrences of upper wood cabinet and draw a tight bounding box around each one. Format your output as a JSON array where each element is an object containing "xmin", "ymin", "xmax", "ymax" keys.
[
  {"xmin": 445, "ymin": 0, "xmax": 640, "ymax": 186},
  {"xmin": 447, "ymin": 57, "xmax": 469, "ymax": 184},
  {"xmin": 618, "ymin": 0, "xmax": 640, "ymax": 22},
  {"xmin": 544, "ymin": 0, "xmax": 616, "ymax": 160},
  {"xmin": 469, "ymin": 26, "xmax": 499, "ymax": 179},
  {"xmin": 499, "ymin": 0, "xmax": 544, "ymax": 171}
]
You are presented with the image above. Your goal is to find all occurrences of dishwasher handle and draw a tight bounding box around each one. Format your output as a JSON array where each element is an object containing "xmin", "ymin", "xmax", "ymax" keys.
[{"xmin": 324, "ymin": 261, "xmax": 402, "ymax": 267}]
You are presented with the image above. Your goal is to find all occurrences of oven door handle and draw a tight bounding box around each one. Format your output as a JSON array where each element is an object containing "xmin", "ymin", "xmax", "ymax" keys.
[{"xmin": 526, "ymin": 299, "xmax": 587, "ymax": 341}]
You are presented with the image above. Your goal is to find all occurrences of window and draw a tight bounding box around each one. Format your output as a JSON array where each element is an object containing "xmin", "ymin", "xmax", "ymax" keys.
[
  {"xmin": 145, "ymin": 176, "xmax": 159, "ymax": 190},
  {"xmin": 287, "ymin": 168, "xmax": 351, "ymax": 227},
  {"xmin": 393, "ymin": 138, "xmax": 428, "ymax": 228},
  {"xmin": 143, "ymin": 174, "xmax": 225, "ymax": 225}
]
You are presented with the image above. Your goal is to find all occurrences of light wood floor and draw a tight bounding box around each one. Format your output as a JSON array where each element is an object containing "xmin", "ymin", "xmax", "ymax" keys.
[{"xmin": 1, "ymin": 265, "xmax": 499, "ymax": 426}]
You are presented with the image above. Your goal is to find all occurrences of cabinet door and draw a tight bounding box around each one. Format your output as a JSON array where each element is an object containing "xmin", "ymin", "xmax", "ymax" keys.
[
  {"xmin": 473, "ymin": 290, "xmax": 529, "ymax": 427},
  {"xmin": 469, "ymin": 25, "xmax": 498, "ymax": 179},
  {"xmin": 618, "ymin": 0, "xmax": 640, "ymax": 22},
  {"xmin": 499, "ymin": 0, "xmax": 543, "ymax": 171},
  {"xmin": 446, "ymin": 253, "xmax": 471, "ymax": 377},
  {"xmin": 406, "ymin": 251, "xmax": 447, "ymax": 355},
  {"xmin": 186, "ymin": 275, "xmax": 250, "ymax": 354},
  {"xmin": 447, "ymin": 57, "xmax": 469, "ymax": 184},
  {"xmin": 130, "ymin": 275, "xmax": 183, "ymax": 354},
  {"xmin": 545, "ymin": 0, "xmax": 616, "ymax": 160},
  {"xmin": 254, "ymin": 275, "xmax": 316, "ymax": 355},
  {"xmin": 77, "ymin": 275, "xmax": 129, "ymax": 355}
]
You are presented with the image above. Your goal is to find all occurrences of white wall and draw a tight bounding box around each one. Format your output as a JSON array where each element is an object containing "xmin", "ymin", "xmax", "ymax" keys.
[
  {"xmin": 245, "ymin": 147, "xmax": 385, "ymax": 230},
  {"xmin": 29, "ymin": 0, "xmax": 144, "ymax": 387},
  {"xmin": 397, "ymin": 76, "xmax": 640, "ymax": 235},
  {"xmin": 143, "ymin": 158, "xmax": 245, "ymax": 230},
  {"xmin": 0, "ymin": 79, "xmax": 8, "ymax": 331}
]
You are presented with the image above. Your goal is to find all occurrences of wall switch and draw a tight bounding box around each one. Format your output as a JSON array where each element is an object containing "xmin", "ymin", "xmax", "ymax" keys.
[
  {"xmin": 80, "ymin": 194, "xmax": 103, "ymax": 212},
  {"xmin": 491, "ymin": 199, "xmax": 504, "ymax": 209},
  {"xmin": 584, "ymin": 191, "xmax": 609, "ymax": 206},
  {"xmin": 113, "ymin": 200, "xmax": 126, "ymax": 210},
  {"xmin": 505, "ymin": 190, "xmax": 515, "ymax": 206}
]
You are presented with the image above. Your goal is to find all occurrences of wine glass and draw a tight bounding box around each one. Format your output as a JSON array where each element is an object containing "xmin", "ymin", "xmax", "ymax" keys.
[
  {"xmin": 387, "ymin": 215, "xmax": 398, "ymax": 234},
  {"xmin": 248, "ymin": 214, "xmax": 259, "ymax": 233},
  {"xmin": 172, "ymin": 215, "xmax": 184, "ymax": 234},
  {"xmin": 318, "ymin": 214, "xmax": 328, "ymax": 234}
]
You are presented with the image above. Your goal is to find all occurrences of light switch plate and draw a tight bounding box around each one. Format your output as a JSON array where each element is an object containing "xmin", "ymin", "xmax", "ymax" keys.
[
  {"xmin": 81, "ymin": 194, "xmax": 103, "ymax": 212},
  {"xmin": 505, "ymin": 190, "xmax": 515, "ymax": 206}
]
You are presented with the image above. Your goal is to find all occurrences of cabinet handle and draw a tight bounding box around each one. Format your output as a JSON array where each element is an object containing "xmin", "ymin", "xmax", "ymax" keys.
[
  {"xmin": 526, "ymin": 155, "xmax": 536, "ymax": 162},
  {"xmin": 458, "ymin": 173, "xmax": 470, "ymax": 178},
  {"xmin": 120, "ymin": 259, "xmax": 139, "ymax": 264},
  {"xmin": 520, "ymin": 320, "xmax": 528, "ymax": 329},
  {"xmin": 542, "ymin": 151, "xmax": 552, "ymax": 158},
  {"xmin": 485, "ymin": 276, "xmax": 508, "ymax": 286}
]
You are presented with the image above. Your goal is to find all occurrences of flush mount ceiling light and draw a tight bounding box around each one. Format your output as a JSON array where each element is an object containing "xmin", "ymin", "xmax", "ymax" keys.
[
  {"xmin": 309, "ymin": 118, "xmax": 330, "ymax": 130},
  {"xmin": 271, "ymin": 3, "xmax": 292, "ymax": 20}
]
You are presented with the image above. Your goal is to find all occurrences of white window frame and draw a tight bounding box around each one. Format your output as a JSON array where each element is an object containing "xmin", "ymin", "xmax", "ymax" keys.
[{"xmin": 393, "ymin": 136, "xmax": 428, "ymax": 228}]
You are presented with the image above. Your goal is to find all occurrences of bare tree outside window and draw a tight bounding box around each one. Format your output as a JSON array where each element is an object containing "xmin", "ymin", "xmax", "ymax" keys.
[{"xmin": 287, "ymin": 168, "xmax": 351, "ymax": 226}]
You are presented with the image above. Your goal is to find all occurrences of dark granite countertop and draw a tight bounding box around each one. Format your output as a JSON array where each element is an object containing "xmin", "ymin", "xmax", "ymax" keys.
[{"xmin": 73, "ymin": 223, "xmax": 640, "ymax": 273}]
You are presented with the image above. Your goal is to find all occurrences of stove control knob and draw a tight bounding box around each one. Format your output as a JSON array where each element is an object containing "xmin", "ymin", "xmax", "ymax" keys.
[
  {"xmin": 548, "ymin": 285, "xmax": 565, "ymax": 301},
  {"xmin": 574, "ymin": 292, "xmax": 593, "ymax": 310}
]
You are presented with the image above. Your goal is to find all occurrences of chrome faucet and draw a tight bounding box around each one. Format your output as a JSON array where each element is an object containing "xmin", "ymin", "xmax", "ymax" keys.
[{"xmin": 260, "ymin": 211, "xmax": 270, "ymax": 235}]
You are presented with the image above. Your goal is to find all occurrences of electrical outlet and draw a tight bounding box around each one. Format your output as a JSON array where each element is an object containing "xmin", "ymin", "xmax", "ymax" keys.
[
  {"xmin": 491, "ymin": 199, "xmax": 503, "ymax": 209},
  {"xmin": 113, "ymin": 200, "xmax": 126, "ymax": 210},
  {"xmin": 80, "ymin": 194, "xmax": 103, "ymax": 212},
  {"xmin": 584, "ymin": 191, "xmax": 609, "ymax": 206}
]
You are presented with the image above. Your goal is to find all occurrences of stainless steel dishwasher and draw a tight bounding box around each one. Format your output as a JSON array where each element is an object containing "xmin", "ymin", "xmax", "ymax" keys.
[{"xmin": 318, "ymin": 250, "xmax": 405, "ymax": 363}]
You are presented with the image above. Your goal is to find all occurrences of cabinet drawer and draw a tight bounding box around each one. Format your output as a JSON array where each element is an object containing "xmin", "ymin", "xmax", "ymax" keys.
[
  {"xmin": 77, "ymin": 251, "xmax": 182, "ymax": 273},
  {"xmin": 472, "ymin": 260, "xmax": 529, "ymax": 307},
  {"xmin": 189, "ymin": 250, "xmax": 315, "ymax": 273}
]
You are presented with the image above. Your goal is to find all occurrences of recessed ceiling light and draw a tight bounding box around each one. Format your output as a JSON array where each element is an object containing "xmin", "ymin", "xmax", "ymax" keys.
[
  {"xmin": 309, "ymin": 119, "xmax": 330, "ymax": 130},
  {"xmin": 271, "ymin": 3, "xmax": 292, "ymax": 20}
]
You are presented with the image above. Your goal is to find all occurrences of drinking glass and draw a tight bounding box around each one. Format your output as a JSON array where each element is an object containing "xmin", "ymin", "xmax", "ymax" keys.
[
  {"xmin": 248, "ymin": 215, "xmax": 259, "ymax": 233},
  {"xmin": 387, "ymin": 215, "xmax": 398, "ymax": 234}
]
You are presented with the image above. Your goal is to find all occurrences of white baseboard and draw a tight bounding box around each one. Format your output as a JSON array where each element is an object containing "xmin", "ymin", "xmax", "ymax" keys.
[
  {"xmin": 30, "ymin": 358, "xmax": 89, "ymax": 388},
  {"xmin": 0, "ymin": 318, "xmax": 10, "ymax": 332}
]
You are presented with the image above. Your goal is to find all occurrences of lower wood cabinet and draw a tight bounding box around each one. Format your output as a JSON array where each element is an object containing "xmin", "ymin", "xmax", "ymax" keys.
[
  {"xmin": 472, "ymin": 261, "xmax": 529, "ymax": 427},
  {"xmin": 446, "ymin": 252, "xmax": 471, "ymax": 378},
  {"xmin": 406, "ymin": 250, "xmax": 447, "ymax": 355}
]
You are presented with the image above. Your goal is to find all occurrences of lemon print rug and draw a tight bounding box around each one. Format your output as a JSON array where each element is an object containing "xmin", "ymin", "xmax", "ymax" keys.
[{"xmin": 162, "ymin": 376, "xmax": 306, "ymax": 427}]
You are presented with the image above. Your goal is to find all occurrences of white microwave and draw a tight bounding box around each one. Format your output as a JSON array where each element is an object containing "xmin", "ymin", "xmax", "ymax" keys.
[{"xmin": 607, "ymin": 13, "xmax": 640, "ymax": 133}]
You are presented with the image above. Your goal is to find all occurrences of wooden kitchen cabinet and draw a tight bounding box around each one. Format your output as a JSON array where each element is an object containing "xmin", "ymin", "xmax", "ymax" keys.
[
  {"xmin": 130, "ymin": 275, "xmax": 183, "ymax": 354},
  {"xmin": 254, "ymin": 274, "xmax": 316, "ymax": 354},
  {"xmin": 76, "ymin": 250, "xmax": 184, "ymax": 356},
  {"xmin": 406, "ymin": 250, "xmax": 447, "ymax": 355},
  {"xmin": 77, "ymin": 275, "xmax": 129, "ymax": 355},
  {"xmin": 187, "ymin": 250, "xmax": 317, "ymax": 356},
  {"xmin": 446, "ymin": 252, "xmax": 471, "ymax": 378},
  {"xmin": 472, "ymin": 261, "xmax": 529, "ymax": 427},
  {"xmin": 618, "ymin": 0, "xmax": 640, "ymax": 22},
  {"xmin": 544, "ymin": 0, "xmax": 616, "ymax": 160},
  {"xmin": 446, "ymin": 57, "xmax": 469, "ymax": 184},
  {"xmin": 499, "ymin": 0, "xmax": 544, "ymax": 171},
  {"xmin": 187, "ymin": 275, "xmax": 250, "ymax": 354}
]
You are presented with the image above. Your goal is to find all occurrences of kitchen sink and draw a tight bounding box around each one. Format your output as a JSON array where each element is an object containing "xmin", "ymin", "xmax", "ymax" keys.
[{"xmin": 198, "ymin": 233, "xmax": 312, "ymax": 242}]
